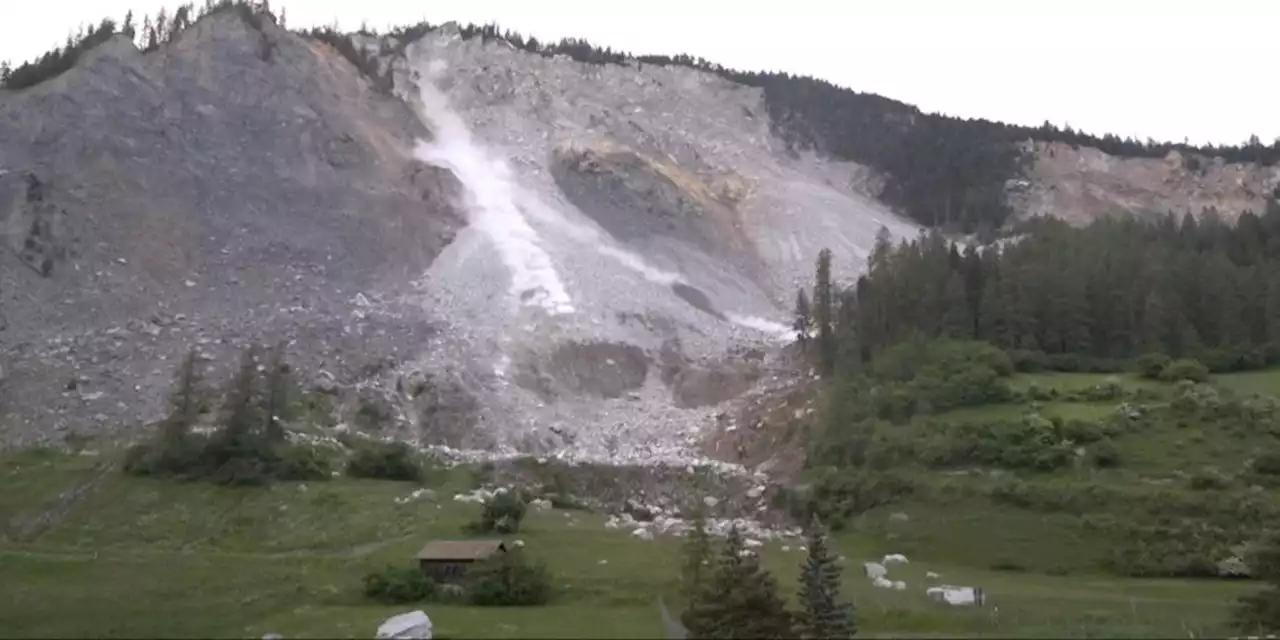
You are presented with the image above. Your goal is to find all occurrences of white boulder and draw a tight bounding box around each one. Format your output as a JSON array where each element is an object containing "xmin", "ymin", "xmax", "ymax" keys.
[
  {"xmin": 375, "ymin": 611, "xmax": 433, "ymax": 639},
  {"xmin": 882, "ymin": 553, "xmax": 909, "ymax": 565},
  {"xmin": 926, "ymin": 585, "xmax": 985, "ymax": 607},
  {"xmin": 863, "ymin": 562, "xmax": 887, "ymax": 579}
]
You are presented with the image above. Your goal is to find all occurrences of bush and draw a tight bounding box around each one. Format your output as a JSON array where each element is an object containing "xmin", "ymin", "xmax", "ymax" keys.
[
  {"xmin": 1159, "ymin": 358, "xmax": 1210, "ymax": 383},
  {"xmin": 473, "ymin": 491, "xmax": 528, "ymax": 534},
  {"xmin": 1252, "ymin": 452, "xmax": 1280, "ymax": 476},
  {"xmin": 275, "ymin": 445, "xmax": 333, "ymax": 481},
  {"xmin": 1088, "ymin": 439, "xmax": 1122, "ymax": 468},
  {"xmin": 465, "ymin": 550, "xmax": 553, "ymax": 606},
  {"xmin": 346, "ymin": 442, "xmax": 423, "ymax": 482},
  {"xmin": 1007, "ymin": 349, "xmax": 1050, "ymax": 373},
  {"xmin": 1135, "ymin": 353, "xmax": 1171, "ymax": 379},
  {"xmin": 363, "ymin": 565, "xmax": 436, "ymax": 604}
]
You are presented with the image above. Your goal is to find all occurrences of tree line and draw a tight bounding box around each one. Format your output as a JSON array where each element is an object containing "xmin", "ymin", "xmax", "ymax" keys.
[
  {"xmin": 678, "ymin": 513, "xmax": 857, "ymax": 639},
  {"xmin": 796, "ymin": 197, "xmax": 1280, "ymax": 377},
  {"xmin": 6, "ymin": 5, "xmax": 1277, "ymax": 233},
  {"xmin": 0, "ymin": 1, "xmax": 280, "ymax": 90}
]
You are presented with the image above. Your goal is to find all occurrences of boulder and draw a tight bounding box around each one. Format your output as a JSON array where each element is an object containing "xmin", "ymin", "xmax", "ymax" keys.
[{"xmin": 375, "ymin": 611, "xmax": 433, "ymax": 639}]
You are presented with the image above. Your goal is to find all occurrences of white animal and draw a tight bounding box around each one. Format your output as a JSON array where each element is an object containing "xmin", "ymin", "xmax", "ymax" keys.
[
  {"xmin": 882, "ymin": 553, "xmax": 909, "ymax": 565},
  {"xmin": 872, "ymin": 576, "xmax": 894, "ymax": 589},
  {"xmin": 892, "ymin": 580, "xmax": 907, "ymax": 590}
]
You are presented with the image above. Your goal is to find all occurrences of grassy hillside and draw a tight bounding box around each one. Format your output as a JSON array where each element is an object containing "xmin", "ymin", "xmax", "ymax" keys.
[{"xmin": 0, "ymin": 423, "xmax": 1266, "ymax": 639}]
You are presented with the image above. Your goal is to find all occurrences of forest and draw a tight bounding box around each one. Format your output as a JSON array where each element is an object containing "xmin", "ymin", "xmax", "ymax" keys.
[
  {"xmin": 799, "ymin": 196, "xmax": 1280, "ymax": 377},
  {"xmin": 4, "ymin": 3, "xmax": 1279, "ymax": 233}
]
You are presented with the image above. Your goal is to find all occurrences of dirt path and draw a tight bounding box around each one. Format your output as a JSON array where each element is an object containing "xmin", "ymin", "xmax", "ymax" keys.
[{"xmin": 9, "ymin": 460, "xmax": 117, "ymax": 544}]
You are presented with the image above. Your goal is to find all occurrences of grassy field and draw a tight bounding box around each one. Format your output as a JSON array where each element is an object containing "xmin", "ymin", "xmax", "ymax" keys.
[{"xmin": 1, "ymin": 368, "xmax": 1276, "ymax": 638}]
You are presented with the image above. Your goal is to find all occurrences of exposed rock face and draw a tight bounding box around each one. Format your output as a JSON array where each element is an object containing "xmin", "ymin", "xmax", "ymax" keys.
[
  {"xmin": 0, "ymin": 14, "xmax": 465, "ymax": 448},
  {"xmin": 366, "ymin": 27, "xmax": 919, "ymax": 465},
  {"xmin": 0, "ymin": 17, "xmax": 922, "ymax": 463},
  {"xmin": 1014, "ymin": 140, "xmax": 1280, "ymax": 224}
]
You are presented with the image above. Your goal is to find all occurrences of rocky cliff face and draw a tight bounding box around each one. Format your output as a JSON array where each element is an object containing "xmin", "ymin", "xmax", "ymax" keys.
[
  {"xmin": 0, "ymin": 14, "xmax": 466, "ymax": 448},
  {"xmin": 0, "ymin": 17, "xmax": 919, "ymax": 463},
  {"xmin": 1013, "ymin": 140, "xmax": 1280, "ymax": 224}
]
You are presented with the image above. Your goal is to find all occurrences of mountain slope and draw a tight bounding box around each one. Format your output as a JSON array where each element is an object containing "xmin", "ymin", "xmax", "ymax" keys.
[
  {"xmin": 0, "ymin": 13, "xmax": 465, "ymax": 447},
  {"xmin": 0, "ymin": 15, "xmax": 919, "ymax": 462}
]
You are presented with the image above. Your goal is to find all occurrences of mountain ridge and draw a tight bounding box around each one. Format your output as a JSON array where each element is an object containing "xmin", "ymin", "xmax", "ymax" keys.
[{"xmin": 5, "ymin": 3, "xmax": 1280, "ymax": 233}]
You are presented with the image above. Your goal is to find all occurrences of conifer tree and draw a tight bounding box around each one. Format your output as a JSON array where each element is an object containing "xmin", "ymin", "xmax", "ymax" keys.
[
  {"xmin": 794, "ymin": 288, "xmax": 813, "ymax": 347},
  {"xmin": 679, "ymin": 506, "xmax": 715, "ymax": 612},
  {"xmin": 685, "ymin": 526, "xmax": 795, "ymax": 638},
  {"xmin": 797, "ymin": 515, "xmax": 856, "ymax": 639},
  {"xmin": 261, "ymin": 340, "xmax": 290, "ymax": 443},
  {"xmin": 814, "ymin": 248, "xmax": 836, "ymax": 376},
  {"xmin": 214, "ymin": 344, "xmax": 264, "ymax": 455},
  {"xmin": 161, "ymin": 348, "xmax": 205, "ymax": 445}
]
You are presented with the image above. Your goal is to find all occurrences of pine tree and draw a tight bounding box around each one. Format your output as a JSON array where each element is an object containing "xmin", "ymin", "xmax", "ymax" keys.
[
  {"xmin": 814, "ymin": 248, "xmax": 836, "ymax": 376},
  {"xmin": 214, "ymin": 344, "xmax": 264, "ymax": 456},
  {"xmin": 793, "ymin": 288, "xmax": 813, "ymax": 347},
  {"xmin": 1233, "ymin": 530, "xmax": 1280, "ymax": 634},
  {"xmin": 685, "ymin": 526, "xmax": 795, "ymax": 638},
  {"xmin": 678, "ymin": 506, "xmax": 715, "ymax": 625},
  {"xmin": 162, "ymin": 348, "xmax": 205, "ymax": 445},
  {"xmin": 261, "ymin": 341, "xmax": 290, "ymax": 443},
  {"xmin": 797, "ymin": 515, "xmax": 856, "ymax": 639}
]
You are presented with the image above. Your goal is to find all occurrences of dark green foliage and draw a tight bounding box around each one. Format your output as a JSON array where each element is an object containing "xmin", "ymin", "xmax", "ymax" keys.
[
  {"xmin": 1252, "ymin": 452, "xmax": 1280, "ymax": 476},
  {"xmin": 122, "ymin": 343, "xmax": 331, "ymax": 486},
  {"xmin": 465, "ymin": 549, "xmax": 552, "ymax": 606},
  {"xmin": 1136, "ymin": 353, "xmax": 1172, "ymax": 379},
  {"xmin": 796, "ymin": 517, "xmax": 856, "ymax": 639},
  {"xmin": 345, "ymin": 441, "xmax": 423, "ymax": 482},
  {"xmin": 1234, "ymin": 531, "xmax": 1280, "ymax": 634},
  {"xmin": 814, "ymin": 248, "xmax": 836, "ymax": 376},
  {"xmin": 303, "ymin": 27, "xmax": 391, "ymax": 92},
  {"xmin": 363, "ymin": 565, "xmax": 436, "ymax": 604},
  {"xmin": 1159, "ymin": 358, "xmax": 1211, "ymax": 383},
  {"xmin": 682, "ymin": 527, "xmax": 795, "ymax": 638},
  {"xmin": 1088, "ymin": 439, "xmax": 1122, "ymax": 468},
  {"xmin": 678, "ymin": 507, "xmax": 715, "ymax": 620},
  {"xmin": 793, "ymin": 288, "xmax": 813, "ymax": 346},
  {"xmin": 472, "ymin": 491, "xmax": 527, "ymax": 534},
  {"xmin": 829, "ymin": 213, "xmax": 1280, "ymax": 372}
]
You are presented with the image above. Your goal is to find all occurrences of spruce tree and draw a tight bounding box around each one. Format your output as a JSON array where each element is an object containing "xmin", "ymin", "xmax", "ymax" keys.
[
  {"xmin": 686, "ymin": 526, "xmax": 795, "ymax": 638},
  {"xmin": 1234, "ymin": 530, "xmax": 1280, "ymax": 635},
  {"xmin": 814, "ymin": 248, "xmax": 836, "ymax": 376},
  {"xmin": 793, "ymin": 288, "xmax": 813, "ymax": 347},
  {"xmin": 261, "ymin": 341, "xmax": 290, "ymax": 443},
  {"xmin": 161, "ymin": 348, "xmax": 205, "ymax": 446},
  {"xmin": 679, "ymin": 506, "xmax": 715, "ymax": 612},
  {"xmin": 211, "ymin": 344, "xmax": 265, "ymax": 462},
  {"xmin": 797, "ymin": 515, "xmax": 856, "ymax": 639}
]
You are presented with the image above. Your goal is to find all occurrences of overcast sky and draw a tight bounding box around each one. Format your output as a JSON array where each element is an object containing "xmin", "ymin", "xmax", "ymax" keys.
[{"xmin": 2, "ymin": 0, "xmax": 1276, "ymax": 147}]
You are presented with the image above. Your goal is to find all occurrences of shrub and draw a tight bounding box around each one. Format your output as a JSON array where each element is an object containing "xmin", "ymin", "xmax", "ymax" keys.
[
  {"xmin": 1135, "ymin": 353, "xmax": 1171, "ymax": 379},
  {"xmin": 1007, "ymin": 349, "xmax": 1050, "ymax": 373},
  {"xmin": 1088, "ymin": 439, "xmax": 1122, "ymax": 468},
  {"xmin": 275, "ymin": 445, "xmax": 333, "ymax": 481},
  {"xmin": 363, "ymin": 565, "xmax": 436, "ymax": 604},
  {"xmin": 474, "ymin": 491, "xmax": 528, "ymax": 534},
  {"xmin": 1159, "ymin": 358, "xmax": 1210, "ymax": 383},
  {"xmin": 346, "ymin": 442, "xmax": 423, "ymax": 482},
  {"xmin": 1252, "ymin": 452, "xmax": 1280, "ymax": 476},
  {"xmin": 465, "ymin": 549, "xmax": 553, "ymax": 606}
]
